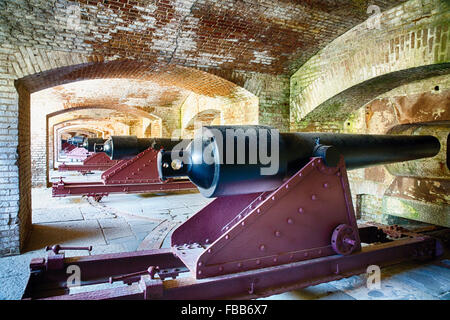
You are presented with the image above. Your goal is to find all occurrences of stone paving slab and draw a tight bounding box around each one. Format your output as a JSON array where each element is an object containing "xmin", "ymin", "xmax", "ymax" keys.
[
  {"xmin": 32, "ymin": 207, "xmax": 84, "ymax": 224},
  {"xmin": 90, "ymin": 244, "xmax": 127, "ymax": 255},
  {"xmin": 259, "ymin": 282, "xmax": 356, "ymax": 300},
  {"xmin": 79, "ymin": 206, "xmax": 116, "ymax": 220},
  {"xmin": 0, "ymin": 250, "xmax": 43, "ymax": 278},
  {"xmin": 327, "ymin": 268, "xmax": 440, "ymax": 300},
  {"xmin": 25, "ymin": 220, "xmax": 107, "ymax": 251},
  {"xmin": 128, "ymin": 221, "xmax": 159, "ymax": 234},
  {"xmin": 97, "ymin": 217, "xmax": 128, "ymax": 229},
  {"xmin": 138, "ymin": 220, "xmax": 179, "ymax": 250},
  {"xmin": 108, "ymin": 236, "xmax": 141, "ymax": 252},
  {"xmin": 169, "ymin": 207, "xmax": 195, "ymax": 215},
  {"xmin": 0, "ymin": 275, "xmax": 29, "ymax": 300},
  {"xmin": 103, "ymin": 227, "xmax": 134, "ymax": 242}
]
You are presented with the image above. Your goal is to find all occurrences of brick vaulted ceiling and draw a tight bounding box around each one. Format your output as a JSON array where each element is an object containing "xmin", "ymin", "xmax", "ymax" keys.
[{"xmin": 0, "ymin": 0, "xmax": 407, "ymax": 75}]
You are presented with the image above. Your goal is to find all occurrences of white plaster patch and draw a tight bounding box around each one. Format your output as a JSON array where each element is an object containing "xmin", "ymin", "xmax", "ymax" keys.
[
  {"xmin": 195, "ymin": 52, "xmax": 236, "ymax": 67},
  {"xmin": 250, "ymin": 50, "xmax": 276, "ymax": 65},
  {"xmin": 151, "ymin": 0, "xmax": 199, "ymax": 55}
]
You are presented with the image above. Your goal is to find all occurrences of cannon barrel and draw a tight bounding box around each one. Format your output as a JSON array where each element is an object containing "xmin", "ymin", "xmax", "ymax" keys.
[
  {"xmin": 158, "ymin": 125, "xmax": 440, "ymax": 198},
  {"xmin": 68, "ymin": 136, "xmax": 85, "ymax": 146},
  {"xmin": 82, "ymin": 138, "xmax": 106, "ymax": 152},
  {"xmin": 103, "ymin": 136, "xmax": 190, "ymax": 160}
]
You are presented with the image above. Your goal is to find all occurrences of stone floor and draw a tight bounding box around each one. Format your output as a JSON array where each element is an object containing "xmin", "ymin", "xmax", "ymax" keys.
[{"xmin": 0, "ymin": 170, "xmax": 449, "ymax": 300}]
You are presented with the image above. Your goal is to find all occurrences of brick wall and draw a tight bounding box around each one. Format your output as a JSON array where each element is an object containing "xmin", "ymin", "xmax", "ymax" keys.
[
  {"xmin": 209, "ymin": 70, "xmax": 291, "ymax": 131},
  {"xmin": 16, "ymin": 84, "xmax": 31, "ymax": 255},
  {"xmin": 0, "ymin": 44, "xmax": 20, "ymax": 256}
]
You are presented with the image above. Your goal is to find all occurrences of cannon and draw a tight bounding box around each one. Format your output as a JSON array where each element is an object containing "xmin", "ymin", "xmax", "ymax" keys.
[
  {"xmin": 26, "ymin": 126, "xmax": 443, "ymax": 300},
  {"xmin": 53, "ymin": 136, "xmax": 195, "ymax": 201},
  {"xmin": 67, "ymin": 136, "xmax": 85, "ymax": 146},
  {"xmin": 103, "ymin": 136, "xmax": 190, "ymax": 160},
  {"xmin": 159, "ymin": 125, "xmax": 440, "ymax": 197},
  {"xmin": 60, "ymin": 136, "xmax": 90, "ymax": 161},
  {"xmin": 58, "ymin": 138, "xmax": 114, "ymax": 174}
]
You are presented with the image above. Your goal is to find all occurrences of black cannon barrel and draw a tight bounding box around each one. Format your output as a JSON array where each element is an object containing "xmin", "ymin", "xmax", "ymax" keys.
[
  {"xmin": 103, "ymin": 136, "xmax": 190, "ymax": 160},
  {"xmin": 68, "ymin": 136, "xmax": 85, "ymax": 146},
  {"xmin": 82, "ymin": 138, "xmax": 106, "ymax": 152},
  {"xmin": 158, "ymin": 125, "xmax": 440, "ymax": 198}
]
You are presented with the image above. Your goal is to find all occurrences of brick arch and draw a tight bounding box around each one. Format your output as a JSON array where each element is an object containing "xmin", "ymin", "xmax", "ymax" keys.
[
  {"xmin": 50, "ymin": 120, "xmax": 128, "ymax": 179},
  {"xmin": 51, "ymin": 118, "xmax": 129, "ymax": 167},
  {"xmin": 301, "ymin": 64, "xmax": 450, "ymax": 123},
  {"xmin": 290, "ymin": 0, "xmax": 450, "ymax": 129},
  {"xmin": 49, "ymin": 104, "xmax": 167, "ymax": 136},
  {"xmin": 15, "ymin": 60, "xmax": 254, "ymax": 100},
  {"xmin": 183, "ymin": 109, "xmax": 222, "ymax": 133},
  {"xmin": 48, "ymin": 105, "xmax": 161, "ymax": 122},
  {"xmin": 36, "ymin": 105, "xmax": 154, "ymax": 187}
]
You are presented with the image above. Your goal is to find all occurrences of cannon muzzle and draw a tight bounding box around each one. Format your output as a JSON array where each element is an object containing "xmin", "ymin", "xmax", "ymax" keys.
[
  {"xmin": 94, "ymin": 143, "xmax": 104, "ymax": 153},
  {"xmin": 158, "ymin": 125, "xmax": 440, "ymax": 198},
  {"xmin": 82, "ymin": 138, "xmax": 106, "ymax": 152},
  {"xmin": 103, "ymin": 136, "xmax": 190, "ymax": 160}
]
